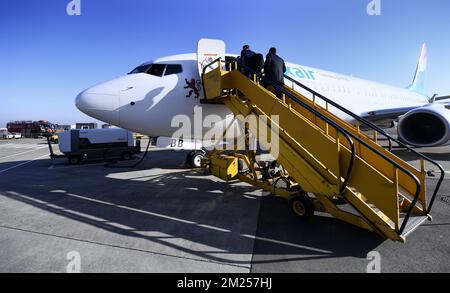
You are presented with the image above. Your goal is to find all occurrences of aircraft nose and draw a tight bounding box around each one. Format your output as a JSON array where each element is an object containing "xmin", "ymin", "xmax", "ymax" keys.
[
  {"xmin": 75, "ymin": 80, "xmax": 120, "ymax": 124},
  {"xmin": 75, "ymin": 89, "xmax": 116, "ymax": 111}
]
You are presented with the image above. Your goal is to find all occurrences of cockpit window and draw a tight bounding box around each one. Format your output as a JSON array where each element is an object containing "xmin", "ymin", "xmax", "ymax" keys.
[
  {"xmin": 164, "ymin": 64, "xmax": 183, "ymax": 75},
  {"xmin": 128, "ymin": 64, "xmax": 151, "ymax": 74},
  {"xmin": 128, "ymin": 64, "xmax": 165, "ymax": 76},
  {"xmin": 147, "ymin": 64, "xmax": 166, "ymax": 77},
  {"xmin": 128, "ymin": 63, "xmax": 183, "ymax": 77}
]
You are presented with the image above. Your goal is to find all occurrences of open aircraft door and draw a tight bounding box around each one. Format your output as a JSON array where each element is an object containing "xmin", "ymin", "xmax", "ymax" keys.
[{"xmin": 197, "ymin": 38, "xmax": 226, "ymax": 76}]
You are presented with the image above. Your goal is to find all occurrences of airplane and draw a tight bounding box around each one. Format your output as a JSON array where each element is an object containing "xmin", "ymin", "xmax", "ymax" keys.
[{"xmin": 76, "ymin": 39, "xmax": 450, "ymax": 168}]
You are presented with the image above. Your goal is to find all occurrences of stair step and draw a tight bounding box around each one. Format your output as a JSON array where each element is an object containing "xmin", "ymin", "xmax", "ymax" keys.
[{"xmin": 400, "ymin": 214, "xmax": 430, "ymax": 237}]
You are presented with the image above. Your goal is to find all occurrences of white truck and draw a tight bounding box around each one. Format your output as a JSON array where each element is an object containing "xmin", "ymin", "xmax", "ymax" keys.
[
  {"xmin": 1, "ymin": 129, "xmax": 21, "ymax": 139},
  {"xmin": 54, "ymin": 129, "xmax": 141, "ymax": 164}
]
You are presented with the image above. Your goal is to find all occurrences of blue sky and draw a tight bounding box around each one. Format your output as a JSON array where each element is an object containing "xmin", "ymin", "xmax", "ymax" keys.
[{"xmin": 1, "ymin": 0, "xmax": 450, "ymax": 127}]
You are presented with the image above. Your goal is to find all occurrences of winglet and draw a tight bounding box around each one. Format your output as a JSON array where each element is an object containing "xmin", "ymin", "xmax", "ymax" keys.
[{"xmin": 407, "ymin": 43, "xmax": 427, "ymax": 96}]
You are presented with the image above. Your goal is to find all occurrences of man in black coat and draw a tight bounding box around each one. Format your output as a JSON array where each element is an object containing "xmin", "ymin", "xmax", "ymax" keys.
[
  {"xmin": 264, "ymin": 47, "xmax": 286, "ymax": 98},
  {"xmin": 240, "ymin": 45, "xmax": 255, "ymax": 78}
]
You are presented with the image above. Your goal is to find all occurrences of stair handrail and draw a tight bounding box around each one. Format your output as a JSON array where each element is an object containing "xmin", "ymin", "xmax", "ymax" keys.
[
  {"xmin": 202, "ymin": 58, "xmax": 424, "ymax": 235},
  {"xmin": 236, "ymin": 61, "xmax": 422, "ymax": 234},
  {"xmin": 202, "ymin": 58, "xmax": 356, "ymax": 196},
  {"xmin": 284, "ymin": 74, "xmax": 444, "ymax": 215}
]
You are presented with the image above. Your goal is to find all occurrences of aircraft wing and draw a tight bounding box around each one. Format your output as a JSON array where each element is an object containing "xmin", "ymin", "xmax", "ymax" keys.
[
  {"xmin": 361, "ymin": 107, "xmax": 417, "ymax": 124},
  {"xmin": 435, "ymin": 100, "xmax": 450, "ymax": 108},
  {"xmin": 361, "ymin": 101, "xmax": 450, "ymax": 125},
  {"xmin": 435, "ymin": 95, "xmax": 450, "ymax": 102}
]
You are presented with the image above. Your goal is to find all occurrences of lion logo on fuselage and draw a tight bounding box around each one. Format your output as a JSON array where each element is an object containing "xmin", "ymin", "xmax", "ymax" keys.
[{"xmin": 184, "ymin": 78, "xmax": 201, "ymax": 99}]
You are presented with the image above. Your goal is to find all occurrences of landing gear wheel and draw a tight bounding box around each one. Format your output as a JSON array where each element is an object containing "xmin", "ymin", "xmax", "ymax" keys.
[
  {"xmin": 187, "ymin": 151, "xmax": 205, "ymax": 168},
  {"xmin": 68, "ymin": 156, "xmax": 81, "ymax": 165},
  {"xmin": 289, "ymin": 193, "xmax": 315, "ymax": 220}
]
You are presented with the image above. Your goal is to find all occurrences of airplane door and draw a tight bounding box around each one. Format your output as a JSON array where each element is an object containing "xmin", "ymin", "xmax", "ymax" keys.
[{"xmin": 197, "ymin": 38, "xmax": 226, "ymax": 76}]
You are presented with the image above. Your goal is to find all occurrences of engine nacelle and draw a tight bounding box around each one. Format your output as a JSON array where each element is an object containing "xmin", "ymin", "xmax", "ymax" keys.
[{"xmin": 398, "ymin": 103, "xmax": 450, "ymax": 147}]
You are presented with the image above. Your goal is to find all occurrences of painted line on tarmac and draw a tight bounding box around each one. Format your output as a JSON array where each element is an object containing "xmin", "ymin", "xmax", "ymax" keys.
[
  {"xmin": 240, "ymin": 234, "xmax": 333, "ymax": 254},
  {"xmin": 426, "ymin": 171, "xmax": 450, "ymax": 180},
  {"xmin": 47, "ymin": 157, "xmax": 143, "ymax": 170},
  {"xmin": 0, "ymin": 143, "xmax": 46, "ymax": 150},
  {"xmin": 48, "ymin": 162, "xmax": 106, "ymax": 170},
  {"xmin": 0, "ymin": 154, "xmax": 48, "ymax": 174},
  {"xmin": 0, "ymin": 147, "xmax": 47, "ymax": 160},
  {"xmin": 0, "ymin": 224, "xmax": 249, "ymax": 271}
]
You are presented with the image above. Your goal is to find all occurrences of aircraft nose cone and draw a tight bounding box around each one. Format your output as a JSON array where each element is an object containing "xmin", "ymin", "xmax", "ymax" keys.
[
  {"xmin": 75, "ymin": 89, "xmax": 115, "ymax": 111},
  {"xmin": 75, "ymin": 91, "xmax": 89, "ymax": 110},
  {"xmin": 75, "ymin": 80, "xmax": 120, "ymax": 124}
]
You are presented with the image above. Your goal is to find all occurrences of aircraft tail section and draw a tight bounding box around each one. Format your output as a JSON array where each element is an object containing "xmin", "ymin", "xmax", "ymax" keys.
[{"xmin": 407, "ymin": 43, "xmax": 427, "ymax": 96}]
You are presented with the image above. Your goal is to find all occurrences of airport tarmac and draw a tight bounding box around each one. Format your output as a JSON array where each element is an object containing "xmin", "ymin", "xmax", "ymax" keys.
[{"xmin": 0, "ymin": 137, "xmax": 449, "ymax": 273}]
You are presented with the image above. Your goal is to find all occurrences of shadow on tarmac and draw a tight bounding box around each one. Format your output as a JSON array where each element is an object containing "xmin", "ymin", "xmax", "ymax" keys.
[{"xmin": 0, "ymin": 149, "xmax": 384, "ymax": 267}]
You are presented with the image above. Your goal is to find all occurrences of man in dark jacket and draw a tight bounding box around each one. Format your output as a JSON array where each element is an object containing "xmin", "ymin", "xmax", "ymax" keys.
[
  {"xmin": 252, "ymin": 53, "xmax": 264, "ymax": 75},
  {"xmin": 240, "ymin": 45, "xmax": 255, "ymax": 78},
  {"xmin": 264, "ymin": 47, "xmax": 286, "ymax": 98}
]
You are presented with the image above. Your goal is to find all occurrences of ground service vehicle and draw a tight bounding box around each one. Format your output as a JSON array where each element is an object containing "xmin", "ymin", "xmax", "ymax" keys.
[
  {"xmin": 56, "ymin": 129, "xmax": 141, "ymax": 164},
  {"xmin": 7, "ymin": 120, "xmax": 55, "ymax": 138}
]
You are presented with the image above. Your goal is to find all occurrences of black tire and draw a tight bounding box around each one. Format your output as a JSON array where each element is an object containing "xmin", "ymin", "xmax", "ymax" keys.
[
  {"xmin": 188, "ymin": 151, "xmax": 205, "ymax": 168},
  {"xmin": 186, "ymin": 151, "xmax": 194, "ymax": 165},
  {"xmin": 68, "ymin": 156, "xmax": 81, "ymax": 165},
  {"xmin": 121, "ymin": 152, "xmax": 132, "ymax": 160},
  {"xmin": 289, "ymin": 193, "xmax": 315, "ymax": 220}
]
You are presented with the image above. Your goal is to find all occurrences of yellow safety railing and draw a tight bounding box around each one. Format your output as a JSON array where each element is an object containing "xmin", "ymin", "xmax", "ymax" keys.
[{"xmin": 201, "ymin": 58, "xmax": 444, "ymax": 241}]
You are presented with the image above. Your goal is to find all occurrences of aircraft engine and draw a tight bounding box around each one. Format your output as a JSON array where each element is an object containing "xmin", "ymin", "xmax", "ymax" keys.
[{"xmin": 398, "ymin": 103, "xmax": 450, "ymax": 147}]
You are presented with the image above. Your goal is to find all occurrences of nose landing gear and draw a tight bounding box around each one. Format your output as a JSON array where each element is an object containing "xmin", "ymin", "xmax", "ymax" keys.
[{"xmin": 186, "ymin": 150, "xmax": 206, "ymax": 168}]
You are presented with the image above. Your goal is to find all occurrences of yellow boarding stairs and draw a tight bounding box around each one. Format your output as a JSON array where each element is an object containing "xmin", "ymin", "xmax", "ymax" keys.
[{"xmin": 201, "ymin": 58, "xmax": 444, "ymax": 242}]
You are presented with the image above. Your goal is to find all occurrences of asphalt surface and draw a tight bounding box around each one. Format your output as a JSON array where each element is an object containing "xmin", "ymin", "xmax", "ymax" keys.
[{"xmin": 0, "ymin": 137, "xmax": 449, "ymax": 273}]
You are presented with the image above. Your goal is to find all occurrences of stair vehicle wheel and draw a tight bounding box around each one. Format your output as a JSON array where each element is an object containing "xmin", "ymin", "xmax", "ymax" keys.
[
  {"xmin": 289, "ymin": 193, "xmax": 314, "ymax": 220},
  {"xmin": 121, "ymin": 152, "xmax": 132, "ymax": 161},
  {"xmin": 68, "ymin": 156, "xmax": 81, "ymax": 165},
  {"xmin": 188, "ymin": 151, "xmax": 205, "ymax": 168}
]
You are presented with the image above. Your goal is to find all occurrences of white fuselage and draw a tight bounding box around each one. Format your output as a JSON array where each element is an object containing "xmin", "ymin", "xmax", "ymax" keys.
[{"xmin": 76, "ymin": 53, "xmax": 430, "ymax": 141}]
